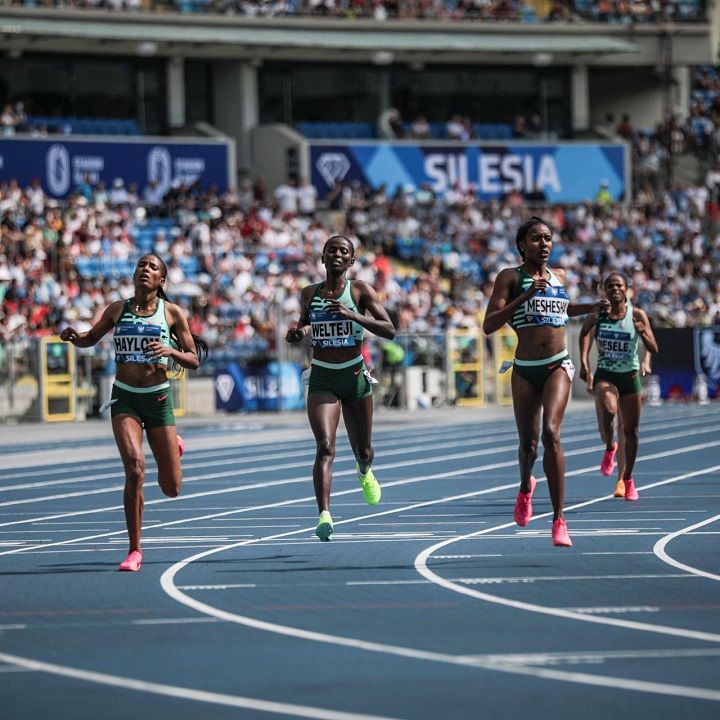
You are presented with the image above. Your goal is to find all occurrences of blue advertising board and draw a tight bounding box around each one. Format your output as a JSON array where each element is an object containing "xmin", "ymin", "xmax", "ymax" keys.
[
  {"xmin": 215, "ymin": 362, "xmax": 305, "ymax": 413},
  {"xmin": 650, "ymin": 327, "xmax": 720, "ymax": 399},
  {"xmin": 0, "ymin": 136, "xmax": 234, "ymax": 198},
  {"xmin": 310, "ymin": 141, "xmax": 628, "ymax": 204}
]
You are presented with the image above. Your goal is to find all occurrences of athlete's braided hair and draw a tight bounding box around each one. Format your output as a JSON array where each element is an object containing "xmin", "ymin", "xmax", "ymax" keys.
[{"xmin": 144, "ymin": 254, "xmax": 210, "ymax": 372}]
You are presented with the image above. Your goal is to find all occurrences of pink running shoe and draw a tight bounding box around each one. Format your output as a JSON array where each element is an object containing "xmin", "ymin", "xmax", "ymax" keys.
[
  {"xmin": 118, "ymin": 550, "xmax": 142, "ymax": 572},
  {"xmin": 552, "ymin": 518, "xmax": 572, "ymax": 547},
  {"xmin": 514, "ymin": 476, "xmax": 537, "ymax": 527},
  {"xmin": 600, "ymin": 441, "xmax": 618, "ymax": 476},
  {"xmin": 624, "ymin": 479, "xmax": 639, "ymax": 501},
  {"xmin": 177, "ymin": 435, "xmax": 185, "ymax": 458}
]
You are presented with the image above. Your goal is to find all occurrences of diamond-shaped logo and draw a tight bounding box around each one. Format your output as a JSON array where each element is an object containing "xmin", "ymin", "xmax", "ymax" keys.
[
  {"xmin": 316, "ymin": 153, "xmax": 351, "ymax": 187},
  {"xmin": 215, "ymin": 374, "xmax": 235, "ymax": 403}
]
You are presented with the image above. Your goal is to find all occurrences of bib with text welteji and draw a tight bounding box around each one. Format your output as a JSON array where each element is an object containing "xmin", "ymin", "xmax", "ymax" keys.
[{"xmin": 310, "ymin": 308, "xmax": 356, "ymax": 349}]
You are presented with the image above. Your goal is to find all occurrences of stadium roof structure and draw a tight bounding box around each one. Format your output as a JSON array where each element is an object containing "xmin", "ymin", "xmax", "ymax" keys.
[{"xmin": 0, "ymin": 9, "xmax": 648, "ymax": 65}]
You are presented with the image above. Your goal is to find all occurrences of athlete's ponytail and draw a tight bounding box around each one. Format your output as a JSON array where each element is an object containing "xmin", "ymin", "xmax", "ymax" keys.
[{"xmin": 146, "ymin": 254, "xmax": 210, "ymax": 372}]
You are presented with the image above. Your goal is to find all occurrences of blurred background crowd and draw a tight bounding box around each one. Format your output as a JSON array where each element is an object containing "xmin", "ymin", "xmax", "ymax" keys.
[
  {"xmin": 1, "ymin": 0, "xmax": 707, "ymax": 24},
  {"xmin": 2, "ymin": 150, "xmax": 719, "ymax": 376}
]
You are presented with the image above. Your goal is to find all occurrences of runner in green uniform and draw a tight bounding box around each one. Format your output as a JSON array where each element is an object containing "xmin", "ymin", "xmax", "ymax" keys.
[
  {"xmin": 60, "ymin": 254, "xmax": 209, "ymax": 571},
  {"xmin": 579, "ymin": 272, "xmax": 658, "ymax": 501},
  {"xmin": 483, "ymin": 216, "xmax": 610, "ymax": 547},
  {"xmin": 286, "ymin": 235, "xmax": 396, "ymax": 541}
]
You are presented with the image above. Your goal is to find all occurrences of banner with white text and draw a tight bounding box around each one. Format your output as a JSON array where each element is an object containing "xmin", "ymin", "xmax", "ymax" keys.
[
  {"xmin": 0, "ymin": 136, "xmax": 234, "ymax": 199},
  {"xmin": 310, "ymin": 141, "xmax": 628, "ymax": 204}
]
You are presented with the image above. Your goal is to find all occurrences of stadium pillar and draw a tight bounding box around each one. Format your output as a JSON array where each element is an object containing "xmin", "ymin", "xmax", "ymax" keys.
[
  {"xmin": 213, "ymin": 61, "xmax": 259, "ymax": 178},
  {"xmin": 167, "ymin": 56, "xmax": 186, "ymax": 130},
  {"xmin": 571, "ymin": 65, "xmax": 590, "ymax": 134}
]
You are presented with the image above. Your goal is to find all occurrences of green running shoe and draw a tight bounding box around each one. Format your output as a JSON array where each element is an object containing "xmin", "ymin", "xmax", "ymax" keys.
[
  {"xmin": 315, "ymin": 510, "xmax": 333, "ymax": 541},
  {"xmin": 356, "ymin": 462, "xmax": 381, "ymax": 505}
]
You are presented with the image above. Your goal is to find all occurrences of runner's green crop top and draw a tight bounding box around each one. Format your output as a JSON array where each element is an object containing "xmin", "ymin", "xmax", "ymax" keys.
[
  {"xmin": 309, "ymin": 281, "xmax": 364, "ymax": 349},
  {"xmin": 113, "ymin": 298, "xmax": 171, "ymax": 365}
]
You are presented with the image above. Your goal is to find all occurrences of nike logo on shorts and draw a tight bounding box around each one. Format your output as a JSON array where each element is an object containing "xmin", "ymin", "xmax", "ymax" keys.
[
  {"xmin": 158, "ymin": 394, "xmax": 168, "ymax": 402},
  {"xmin": 354, "ymin": 369, "xmax": 362, "ymax": 375},
  {"xmin": 548, "ymin": 363, "xmax": 560, "ymax": 371}
]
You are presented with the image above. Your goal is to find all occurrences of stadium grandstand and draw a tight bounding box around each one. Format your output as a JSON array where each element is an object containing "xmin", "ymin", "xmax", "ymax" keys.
[{"xmin": 1, "ymin": 0, "xmax": 720, "ymax": 419}]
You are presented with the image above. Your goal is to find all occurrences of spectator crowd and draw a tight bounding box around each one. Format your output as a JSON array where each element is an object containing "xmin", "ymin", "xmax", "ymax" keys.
[
  {"xmin": 3, "ymin": 0, "xmax": 707, "ymax": 23},
  {"xmin": 2, "ymin": 156, "xmax": 720, "ymax": 381}
]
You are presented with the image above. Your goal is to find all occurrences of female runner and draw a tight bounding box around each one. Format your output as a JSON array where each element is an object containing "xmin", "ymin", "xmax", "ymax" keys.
[
  {"xmin": 579, "ymin": 272, "xmax": 658, "ymax": 501},
  {"xmin": 61, "ymin": 254, "xmax": 208, "ymax": 571},
  {"xmin": 483, "ymin": 217, "xmax": 609, "ymax": 547},
  {"xmin": 286, "ymin": 235, "xmax": 396, "ymax": 541}
]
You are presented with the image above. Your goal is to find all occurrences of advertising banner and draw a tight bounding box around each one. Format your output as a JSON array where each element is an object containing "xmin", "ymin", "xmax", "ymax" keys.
[
  {"xmin": 651, "ymin": 327, "xmax": 720, "ymax": 399},
  {"xmin": 0, "ymin": 136, "xmax": 234, "ymax": 198},
  {"xmin": 310, "ymin": 141, "xmax": 628, "ymax": 204},
  {"xmin": 215, "ymin": 361, "xmax": 305, "ymax": 413}
]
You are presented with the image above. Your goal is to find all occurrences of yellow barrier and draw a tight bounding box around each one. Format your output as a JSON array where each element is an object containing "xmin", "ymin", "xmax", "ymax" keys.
[
  {"xmin": 170, "ymin": 373, "xmax": 187, "ymax": 417},
  {"xmin": 448, "ymin": 329, "xmax": 485, "ymax": 406},
  {"xmin": 492, "ymin": 329, "xmax": 517, "ymax": 405},
  {"xmin": 40, "ymin": 336, "xmax": 76, "ymax": 422}
]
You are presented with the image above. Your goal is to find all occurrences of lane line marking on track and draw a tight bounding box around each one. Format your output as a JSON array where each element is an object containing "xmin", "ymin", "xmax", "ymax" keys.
[
  {"xmin": 0, "ymin": 651, "xmax": 406, "ymax": 720},
  {"xmin": 0, "ymin": 408, "xmax": 675, "ymax": 475},
  {"xmin": 0, "ymin": 417, "xmax": 715, "ymax": 504},
  {"xmin": 653, "ymin": 513, "xmax": 720, "ymax": 581},
  {"xmin": 413, "ymin": 464, "xmax": 720, "ymax": 646},
  {"xmin": 3, "ymin": 432, "xmax": 720, "ymax": 708},
  {"xmin": 2, "ymin": 435, "xmax": 717, "ymax": 565}
]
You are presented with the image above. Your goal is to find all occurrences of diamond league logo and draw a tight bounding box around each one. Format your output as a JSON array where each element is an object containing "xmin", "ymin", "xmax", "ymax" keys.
[
  {"xmin": 147, "ymin": 146, "xmax": 173, "ymax": 196},
  {"xmin": 46, "ymin": 144, "xmax": 70, "ymax": 196},
  {"xmin": 316, "ymin": 153, "xmax": 351, "ymax": 187},
  {"xmin": 215, "ymin": 374, "xmax": 235, "ymax": 403}
]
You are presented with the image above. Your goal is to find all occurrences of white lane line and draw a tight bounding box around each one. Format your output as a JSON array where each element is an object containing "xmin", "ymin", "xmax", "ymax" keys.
[
  {"xmin": 0, "ymin": 419, "xmax": 715, "ymax": 507},
  {"xmin": 0, "ymin": 651, "xmax": 405, "ymax": 720},
  {"xmin": 350, "ymin": 573, "xmax": 694, "ymax": 586},
  {"xmin": 176, "ymin": 584, "xmax": 256, "ymax": 590},
  {"xmin": 2, "ymin": 428, "xmax": 719, "ymax": 556},
  {"xmin": 414, "ymin": 464, "xmax": 720, "ymax": 647},
  {"xmin": 2, "ymin": 421, "xmax": 719, "ymax": 709},
  {"xmin": 465, "ymin": 647, "xmax": 720, "ymax": 664},
  {"xmin": 158, "ymin": 560, "xmax": 720, "ymax": 703},
  {"xmin": 654, "ymin": 513, "xmax": 720, "ymax": 581},
  {"xmin": 132, "ymin": 618, "xmax": 224, "ymax": 625}
]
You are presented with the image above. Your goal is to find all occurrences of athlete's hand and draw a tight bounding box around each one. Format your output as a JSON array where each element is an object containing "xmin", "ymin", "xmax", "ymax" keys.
[
  {"xmin": 145, "ymin": 340, "xmax": 173, "ymax": 360},
  {"xmin": 633, "ymin": 318, "xmax": 647, "ymax": 335},
  {"xmin": 524, "ymin": 277, "xmax": 548, "ymax": 297},
  {"xmin": 584, "ymin": 372, "xmax": 594, "ymax": 394},
  {"xmin": 60, "ymin": 327, "xmax": 79, "ymax": 343},
  {"xmin": 325, "ymin": 300, "xmax": 355, "ymax": 319},
  {"xmin": 286, "ymin": 327, "xmax": 304, "ymax": 343},
  {"xmin": 594, "ymin": 299, "xmax": 611, "ymax": 316},
  {"xmin": 579, "ymin": 364, "xmax": 589, "ymax": 382}
]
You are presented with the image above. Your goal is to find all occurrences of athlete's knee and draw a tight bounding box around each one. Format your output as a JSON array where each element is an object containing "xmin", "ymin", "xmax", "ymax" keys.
[
  {"xmin": 541, "ymin": 425, "xmax": 562, "ymax": 450},
  {"xmin": 316, "ymin": 438, "xmax": 335, "ymax": 462},
  {"xmin": 122, "ymin": 455, "xmax": 145, "ymax": 484},
  {"xmin": 518, "ymin": 438, "xmax": 538, "ymax": 459},
  {"xmin": 624, "ymin": 425, "xmax": 639, "ymax": 445}
]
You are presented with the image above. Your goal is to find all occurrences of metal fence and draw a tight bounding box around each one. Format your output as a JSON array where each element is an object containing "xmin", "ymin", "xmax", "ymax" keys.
[{"xmin": 1, "ymin": 324, "xmax": 635, "ymax": 423}]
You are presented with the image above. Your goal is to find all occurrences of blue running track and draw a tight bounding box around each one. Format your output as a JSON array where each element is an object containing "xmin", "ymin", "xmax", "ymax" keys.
[{"xmin": 0, "ymin": 402, "xmax": 719, "ymax": 720}]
